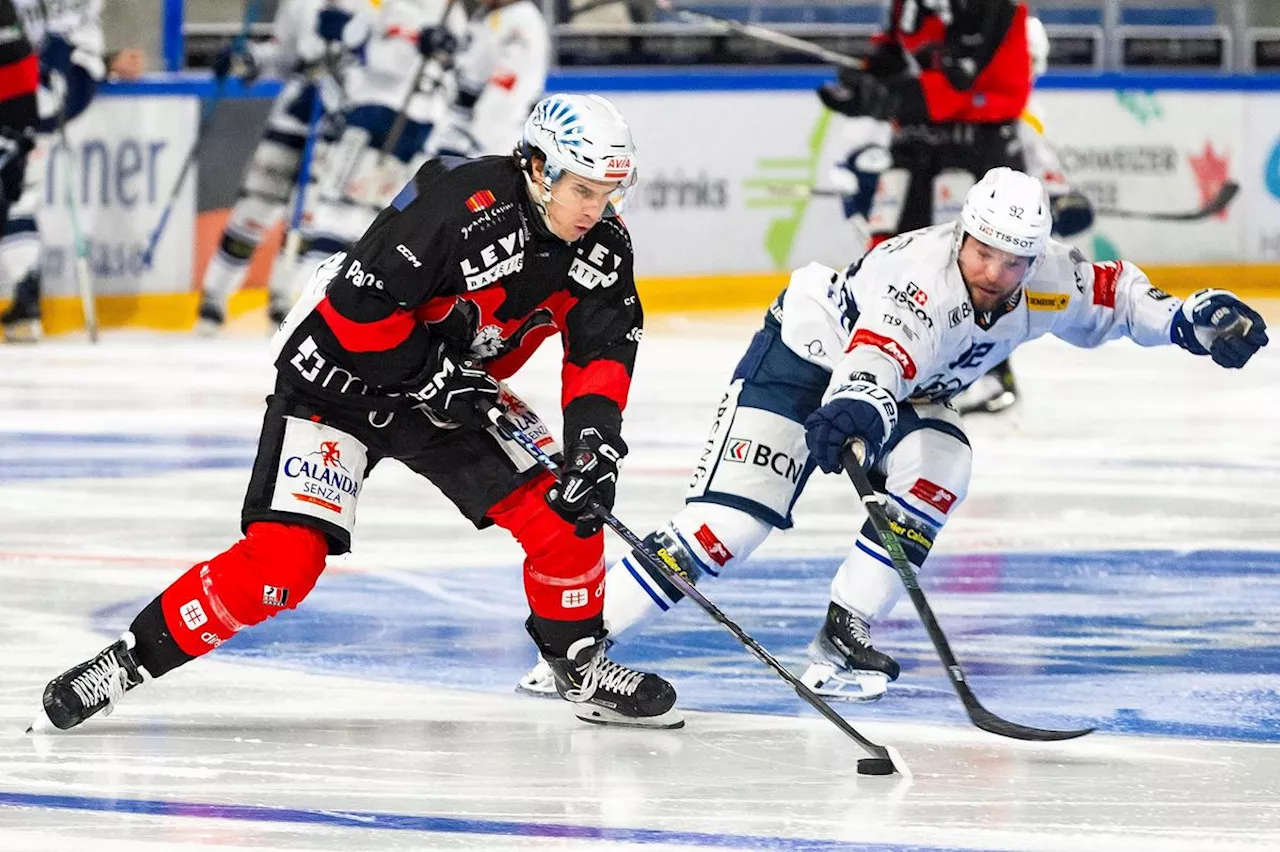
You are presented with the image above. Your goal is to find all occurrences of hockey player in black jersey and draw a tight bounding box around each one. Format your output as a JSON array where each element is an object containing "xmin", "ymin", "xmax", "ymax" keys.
[{"xmin": 33, "ymin": 94, "xmax": 683, "ymax": 733}]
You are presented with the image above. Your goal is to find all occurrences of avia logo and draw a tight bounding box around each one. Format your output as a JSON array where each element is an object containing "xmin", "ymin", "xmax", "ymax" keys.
[
  {"xmin": 723, "ymin": 439, "xmax": 751, "ymax": 463},
  {"xmin": 744, "ymin": 109, "xmax": 834, "ymax": 270},
  {"xmin": 1187, "ymin": 142, "xmax": 1231, "ymax": 220},
  {"xmin": 604, "ymin": 156, "xmax": 633, "ymax": 179}
]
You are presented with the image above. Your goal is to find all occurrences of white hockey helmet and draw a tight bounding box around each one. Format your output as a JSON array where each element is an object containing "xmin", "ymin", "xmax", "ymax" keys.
[
  {"xmin": 520, "ymin": 94, "xmax": 638, "ymax": 216},
  {"xmin": 959, "ymin": 167, "xmax": 1052, "ymax": 260},
  {"xmin": 1027, "ymin": 16, "xmax": 1050, "ymax": 79}
]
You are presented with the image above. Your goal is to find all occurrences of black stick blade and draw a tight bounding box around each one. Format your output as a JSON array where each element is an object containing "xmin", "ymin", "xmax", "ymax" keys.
[{"xmin": 969, "ymin": 705, "xmax": 1095, "ymax": 742}]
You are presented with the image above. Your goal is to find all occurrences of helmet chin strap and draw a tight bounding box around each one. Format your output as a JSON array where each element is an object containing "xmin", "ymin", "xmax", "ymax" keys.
[{"xmin": 522, "ymin": 170, "xmax": 558, "ymax": 234}]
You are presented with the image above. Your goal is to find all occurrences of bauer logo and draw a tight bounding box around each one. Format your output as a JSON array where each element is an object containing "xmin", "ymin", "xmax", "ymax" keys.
[
  {"xmin": 180, "ymin": 599, "xmax": 207, "ymax": 631},
  {"xmin": 723, "ymin": 439, "xmax": 751, "ymax": 463}
]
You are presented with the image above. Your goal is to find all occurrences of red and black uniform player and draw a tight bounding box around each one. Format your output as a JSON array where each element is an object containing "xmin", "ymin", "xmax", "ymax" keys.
[
  {"xmin": 820, "ymin": 0, "xmax": 1032, "ymax": 237},
  {"xmin": 33, "ymin": 95, "xmax": 683, "ymax": 733},
  {"xmin": 0, "ymin": 0, "xmax": 37, "ymax": 231}
]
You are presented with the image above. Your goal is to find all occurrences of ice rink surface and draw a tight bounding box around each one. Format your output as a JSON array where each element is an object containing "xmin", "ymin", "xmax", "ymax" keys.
[{"xmin": 2, "ymin": 309, "xmax": 1279, "ymax": 851}]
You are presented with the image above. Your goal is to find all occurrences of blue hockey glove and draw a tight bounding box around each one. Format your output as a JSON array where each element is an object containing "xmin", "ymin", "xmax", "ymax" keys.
[
  {"xmin": 39, "ymin": 34, "xmax": 75, "ymax": 78},
  {"xmin": 804, "ymin": 380, "xmax": 898, "ymax": 474},
  {"xmin": 316, "ymin": 7, "xmax": 353, "ymax": 42},
  {"xmin": 1171, "ymin": 288, "xmax": 1269, "ymax": 369},
  {"xmin": 1049, "ymin": 190, "xmax": 1094, "ymax": 238},
  {"xmin": 417, "ymin": 27, "xmax": 458, "ymax": 59}
]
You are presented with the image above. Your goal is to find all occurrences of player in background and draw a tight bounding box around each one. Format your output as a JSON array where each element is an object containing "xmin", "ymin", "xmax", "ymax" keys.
[
  {"xmin": 32, "ymin": 94, "xmax": 684, "ymax": 734},
  {"xmin": 424, "ymin": 0, "xmax": 550, "ymax": 160},
  {"xmin": 954, "ymin": 14, "xmax": 1095, "ymax": 415},
  {"xmin": 267, "ymin": 0, "xmax": 468, "ymax": 319},
  {"xmin": 0, "ymin": 0, "xmax": 106, "ymax": 343},
  {"xmin": 518, "ymin": 168, "xmax": 1268, "ymax": 701},
  {"xmin": 0, "ymin": 0, "xmax": 38, "ymax": 236},
  {"xmin": 196, "ymin": 0, "xmax": 372, "ymax": 334},
  {"xmin": 818, "ymin": 0, "xmax": 1032, "ymax": 246}
]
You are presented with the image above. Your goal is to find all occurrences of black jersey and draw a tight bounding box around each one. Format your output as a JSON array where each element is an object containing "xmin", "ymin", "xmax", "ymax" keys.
[{"xmin": 274, "ymin": 154, "xmax": 643, "ymax": 441}]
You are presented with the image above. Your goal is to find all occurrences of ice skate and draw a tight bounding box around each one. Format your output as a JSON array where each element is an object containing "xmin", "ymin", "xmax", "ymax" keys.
[
  {"xmin": 29, "ymin": 632, "xmax": 147, "ymax": 732},
  {"xmin": 956, "ymin": 360, "xmax": 1018, "ymax": 415},
  {"xmin": 195, "ymin": 300, "xmax": 226, "ymax": 337},
  {"xmin": 546, "ymin": 633, "xmax": 683, "ymax": 729},
  {"xmin": 799, "ymin": 603, "xmax": 899, "ymax": 702},
  {"xmin": 515, "ymin": 656, "xmax": 558, "ymax": 698},
  {"xmin": 1, "ymin": 271, "xmax": 42, "ymax": 343}
]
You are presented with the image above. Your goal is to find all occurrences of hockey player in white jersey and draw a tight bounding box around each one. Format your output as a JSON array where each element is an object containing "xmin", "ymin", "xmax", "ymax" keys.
[
  {"xmin": 271, "ymin": 0, "xmax": 467, "ymax": 313},
  {"xmin": 520, "ymin": 167, "xmax": 1269, "ymax": 700},
  {"xmin": 196, "ymin": 0, "xmax": 372, "ymax": 333},
  {"xmin": 426, "ymin": 0, "xmax": 550, "ymax": 159},
  {"xmin": 0, "ymin": 0, "xmax": 104, "ymax": 343}
]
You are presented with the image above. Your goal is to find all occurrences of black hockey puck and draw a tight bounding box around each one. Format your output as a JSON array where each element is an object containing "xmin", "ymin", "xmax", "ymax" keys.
[{"xmin": 856, "ymin": 757, "xmax": 896, "ymax": 776}]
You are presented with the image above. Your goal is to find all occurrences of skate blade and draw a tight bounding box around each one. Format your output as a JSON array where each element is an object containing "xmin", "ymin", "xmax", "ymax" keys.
[
  {"xmin": 514, "ymin": 678, "xmax": 560, "ymax": 699},
  {"xmin": 799, "ymin": 662, "xmax": 889, "ymax": 702},
  {"xmin": 194, "ymin": 318, "xmax": 223, "ymax": 338},
  {"xmin": 26, "ymin": 706, "xmax": 58, "ymax": 735},
  {"xmin": 2, "ymin": 321, "xmax": 42, "ymax": 344},
  {"xmin": 572, "ymin": 704, "xmax": 685, "ymax": 730},
  {"xmin": 959, "ymin": 390, "xmax": 1017, "ymax": 416}
]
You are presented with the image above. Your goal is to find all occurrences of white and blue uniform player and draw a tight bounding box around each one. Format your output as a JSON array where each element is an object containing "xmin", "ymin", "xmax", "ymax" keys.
[
  {"xmin": 0, "ymin": 0, "xmax": 104, "ymax": 343},
  {"xmin": 425, "ymin": 0, "xmax": 550, "ymax": 159},
  {"xmin": 520, "ymin": 167, "xmax": 1269, "ymax": 700},
  {"xmin": 197, "ymin": 0, "xmax": 373, "ymax": 332},
  {"xmin": 273, "ymin": 0, "xmax": 467, "ymax": 312}
]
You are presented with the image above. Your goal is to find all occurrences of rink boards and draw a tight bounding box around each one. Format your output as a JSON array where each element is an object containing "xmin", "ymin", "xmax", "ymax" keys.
[{"xmin": 7, "ymin": 72, "xmax": 1280, "ymax": 334}]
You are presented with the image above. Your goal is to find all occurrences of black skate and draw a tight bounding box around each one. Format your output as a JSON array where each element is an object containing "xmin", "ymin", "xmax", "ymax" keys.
[
  {"xmin": 30, "ymin": 632, "xmax": 147, "ymax": 732},
  {"xmin": 956, "ymin": 360, "xmax": 1018, "ymax": 415},
  {"xmin": 546, "ymin": 633, "xmax": 683, "ymax": 729},
  {"xmin": 267, "ymin": 300, "xmax": 290, "ymax": 327},
  {"xmin": 195, "ymin": 300, "xmax": 226, "ymax": 337},
  {"xmin": 800, "ymin": 603, "xmax": 899, "ymax": 702},
  {"xmin": 1, "ymin": 271, "xmax": 42, "ymax": 343}
]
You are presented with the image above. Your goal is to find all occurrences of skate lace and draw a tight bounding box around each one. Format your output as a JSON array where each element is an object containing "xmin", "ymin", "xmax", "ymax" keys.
[
  {"xmin": 69, "ymin": 654, "xmax": 128, "ymax": 716},
  {"xmin": 847, "ymin": 617, "xmax": 872, "ymax": 648},
  {"xmin": 567, "ymin": 653, "xmax": 645, "ymax": 702}
]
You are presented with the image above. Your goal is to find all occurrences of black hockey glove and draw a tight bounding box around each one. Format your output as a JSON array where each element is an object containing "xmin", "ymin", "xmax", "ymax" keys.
[
  {"xmin": 212, "ymin": 43, "xmax": 259, "ymax": 85},
  {"xmin": 817, "ymin": 69, "xmax": 894, "ymax": 121},
  {"xmin": 547, "ymin": 427, "xmax": 628, "ymax": 538},
  {"xmin": 406, "ymin": 338, "xmax": 501, "ymax": 429},
  {"xmin": 417, "ymin": 26, "xmax": 458, "ymax": 59},
  {"xmin": 1049, "ymin": 190, "xmax": 1095, "ymax": 238}
]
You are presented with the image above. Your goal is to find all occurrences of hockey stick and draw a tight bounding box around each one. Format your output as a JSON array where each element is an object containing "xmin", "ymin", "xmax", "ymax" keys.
[
  {"xmin": 487, "ymin": 408, "xmax": 907, "ymax": 776},
  {"xmin": 381, "ymin": 0, "xmax": 459, "ymax": 162},
  {"xmin": 655, "ymin": 1, "xmax": 867, "ymax": 71},
  {"xmin": 270, "ymin": 71, "xmax": 330, "ymax": 317},
  {"xmin": 142, "ymin": 0, "xmax": 263, "ymax": 268},
  {"xmin": 55, "ymin": 123, "xmax": 97, "ymax": 343},
  {"xmin": 1096, "ymin": 180, "xmax": 1239, "ymax": 222},
  {"xmin": 839, "ymin": 442, "xmax": 1093, "ymax": 742},
  {"xmin": 755, "ymin": 182, "xmax": 847, "ymax": 199}
]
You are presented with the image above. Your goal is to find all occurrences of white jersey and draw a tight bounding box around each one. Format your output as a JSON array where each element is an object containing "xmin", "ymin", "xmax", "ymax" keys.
[
  {"xmin": 343, "ymin": 0, "xmax": 467, "ymax": 122},
  {"xmin": 252, "ymin": 0, "xmax": 371, "ymax": 82},
  {"xmin": 1019, "ymin": 95, "xmax": 1072, "ymax": 199},
  {"xmin": 779, "ymin": 224, "xmax": 1181, "ymax": 404},
  {"xmin": 14, "ymin": 0, "xmax": 104, "ymax": 121},
  {"xmin": 442, "ymin": 0, "xmax": 551, "ymax": 155}
]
